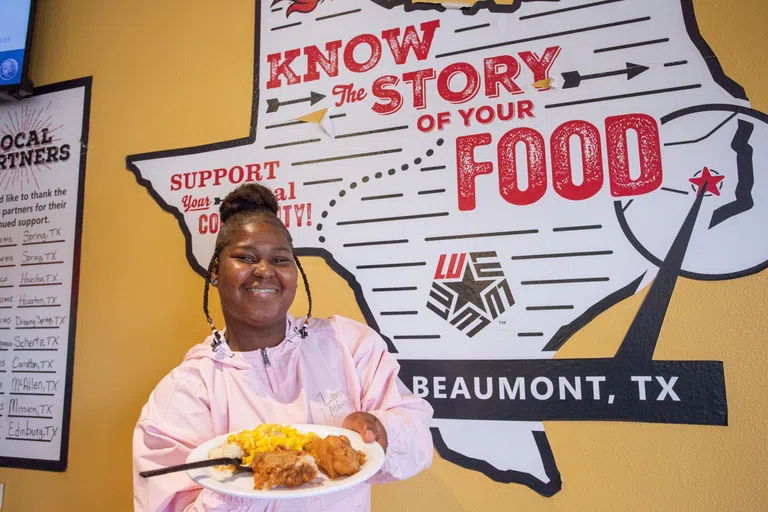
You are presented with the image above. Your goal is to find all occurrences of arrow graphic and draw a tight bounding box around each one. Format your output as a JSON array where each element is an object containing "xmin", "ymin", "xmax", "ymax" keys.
[
  {"xmin": 561, "ymin": 62, "xmax": 649, "ymax": 89},
  {"xmin": 266, "ymin": 91, "xmax": 326, "ymax": 113}
]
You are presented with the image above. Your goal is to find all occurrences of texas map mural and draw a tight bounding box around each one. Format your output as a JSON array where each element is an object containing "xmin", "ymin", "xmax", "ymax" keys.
[{"xmin": 126, "ymin": 0, "xmax": 768, "ymax": 497}]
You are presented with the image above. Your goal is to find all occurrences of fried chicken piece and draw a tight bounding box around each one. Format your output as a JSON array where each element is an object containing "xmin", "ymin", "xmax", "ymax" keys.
[
  {"xmin": 248, "ymin": 447, "xmax": 318, "ymax": 490},
  {"xmin": 304, "ymin": 435, "xmax": 367, "ymax": 479}
]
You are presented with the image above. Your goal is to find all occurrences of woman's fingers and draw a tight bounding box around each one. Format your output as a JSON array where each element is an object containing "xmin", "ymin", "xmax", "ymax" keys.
[{"xmin": 343, "ymin": 412, "xmax": 388, "ymax": 452}]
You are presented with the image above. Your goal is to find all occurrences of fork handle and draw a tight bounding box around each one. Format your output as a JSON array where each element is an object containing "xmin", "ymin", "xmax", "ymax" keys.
[{"xmin": 140, "ymin": 457, "xmax": 245, "ymax": 478}]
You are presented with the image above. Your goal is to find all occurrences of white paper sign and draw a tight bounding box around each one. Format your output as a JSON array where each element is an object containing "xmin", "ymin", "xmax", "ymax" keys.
[{"xmin": 0, "ymin": 78, "xmax": 90, "ymax": 471}]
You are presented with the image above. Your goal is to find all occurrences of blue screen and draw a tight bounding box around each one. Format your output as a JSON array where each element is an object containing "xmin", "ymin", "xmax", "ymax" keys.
[{"xmin": 0, "ymin": 0, "xmax": 33, "ymax": 87}]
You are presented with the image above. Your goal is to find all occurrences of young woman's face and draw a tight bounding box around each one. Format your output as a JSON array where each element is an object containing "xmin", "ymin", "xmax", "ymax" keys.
[{"xmin": 213, "ymin": 220, "xmax": 298, "ymax": 331}]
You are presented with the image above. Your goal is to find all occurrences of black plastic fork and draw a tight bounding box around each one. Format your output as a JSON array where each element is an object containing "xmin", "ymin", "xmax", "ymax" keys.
[{"xmin": 140, "ymin": 457, "xmax": 251, "ymax": 478}]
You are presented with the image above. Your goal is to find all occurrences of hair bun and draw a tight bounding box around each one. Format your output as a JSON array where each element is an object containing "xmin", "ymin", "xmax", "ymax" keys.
[{"xmin": 219, "ymin": 184, "xmax": 279, "ymax": 223}]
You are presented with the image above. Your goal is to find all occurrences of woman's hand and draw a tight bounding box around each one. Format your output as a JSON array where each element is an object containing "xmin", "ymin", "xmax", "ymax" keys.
[{"xmin": 343, "ymin": 412, "xmax": 388, "ymax": 453}]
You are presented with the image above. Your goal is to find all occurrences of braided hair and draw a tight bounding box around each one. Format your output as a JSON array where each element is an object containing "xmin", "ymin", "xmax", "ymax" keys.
[{"xmin": 203, "ymin": 184, "xmax": 312, "ymax": 351}]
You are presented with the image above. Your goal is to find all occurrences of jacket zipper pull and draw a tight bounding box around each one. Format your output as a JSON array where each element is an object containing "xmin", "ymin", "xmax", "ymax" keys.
[{"xmin": 261, "ymin": 348, "xmax": 271, "ymax": 367}]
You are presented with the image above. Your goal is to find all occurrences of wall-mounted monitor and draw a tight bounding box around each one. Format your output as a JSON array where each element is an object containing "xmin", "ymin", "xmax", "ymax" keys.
[{"xmin": 0, "ymin": 0, "xmax": 36, "ymax": 98}]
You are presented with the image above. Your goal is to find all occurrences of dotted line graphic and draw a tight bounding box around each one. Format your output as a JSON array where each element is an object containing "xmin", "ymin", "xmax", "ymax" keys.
[{"xmin": 317, "ymin": 138, "xmax": 446, "ymax": 243}]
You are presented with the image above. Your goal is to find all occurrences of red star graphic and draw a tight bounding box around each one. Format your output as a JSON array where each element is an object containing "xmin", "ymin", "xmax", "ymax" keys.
[{"xmin": 689, "ymin": 167, "xmax": 725, "ymax": 196}]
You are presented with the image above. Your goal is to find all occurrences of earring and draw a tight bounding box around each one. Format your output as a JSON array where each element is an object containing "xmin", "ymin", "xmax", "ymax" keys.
[{"xmin": 211, "ymin": 279, "xmax": 218, "ymax": 285}]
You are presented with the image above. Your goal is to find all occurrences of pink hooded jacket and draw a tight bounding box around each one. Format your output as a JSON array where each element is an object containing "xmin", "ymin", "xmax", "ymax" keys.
[{"xmin": 133, "ymin": 314, "xmax": 434, "ymax": 511}]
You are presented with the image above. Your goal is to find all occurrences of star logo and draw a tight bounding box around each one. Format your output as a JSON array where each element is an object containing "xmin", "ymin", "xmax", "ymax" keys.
[
  {"xmin": 427, "ymin": 252, "xmax": 514, "ymax": 337},
  {"xmin": 444, "ymin": 264, "xmax": 495, "ymax": 312},
  {"xmin": 689, "ymin": 167, "xmax": 725, "ymax": 196}
]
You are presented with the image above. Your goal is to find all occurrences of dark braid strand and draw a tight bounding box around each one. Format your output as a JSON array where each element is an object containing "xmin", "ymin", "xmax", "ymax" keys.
[
  {"xmin": 295, "ymin": 256, "xmax": 312, "ymax": 338},
  {"xmin": 203, "ymin": 250, "xmax": 224, "ymax": 351}
]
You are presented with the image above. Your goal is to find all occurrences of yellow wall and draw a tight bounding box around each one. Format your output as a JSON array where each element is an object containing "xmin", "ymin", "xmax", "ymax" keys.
[{"xmin": 0, "ymin": 0, "xmax": 766, "ymax": 509}]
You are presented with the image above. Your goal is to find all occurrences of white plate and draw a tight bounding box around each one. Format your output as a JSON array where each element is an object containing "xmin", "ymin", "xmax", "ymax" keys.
[{"xmin": 186, "ymin": 424, "xmax": 385, "ymax": 500}]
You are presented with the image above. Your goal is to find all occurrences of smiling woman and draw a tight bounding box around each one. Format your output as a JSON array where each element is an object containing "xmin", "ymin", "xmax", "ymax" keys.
[
  {"xmin": 204, "ymin": 184, "xmax": 306, "ymax": 352},
  {"xmin": 132, "ymin": 183, "xmax": 435, "ymax": 511}
]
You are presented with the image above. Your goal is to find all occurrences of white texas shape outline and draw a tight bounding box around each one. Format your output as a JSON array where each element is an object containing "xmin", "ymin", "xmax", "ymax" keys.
[{"xmin": 127, "ymin": 0, "xmax": 768, "ymax": 496}]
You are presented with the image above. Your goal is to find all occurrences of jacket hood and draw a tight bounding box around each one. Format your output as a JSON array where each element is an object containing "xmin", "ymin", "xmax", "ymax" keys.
[{"xmin": 182, "ymin": 313, "xmax": 309, "ymax": 369}]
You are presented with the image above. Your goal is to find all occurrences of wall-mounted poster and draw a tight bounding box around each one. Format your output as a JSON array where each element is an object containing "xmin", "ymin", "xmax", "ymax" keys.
[
  {"xmin": 127, "ymin": 0, "xmax": 766, "ymax": 496},
  {"xmin": 0, "ymin": 77, "xmax": 91, "ymax": 471}
]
